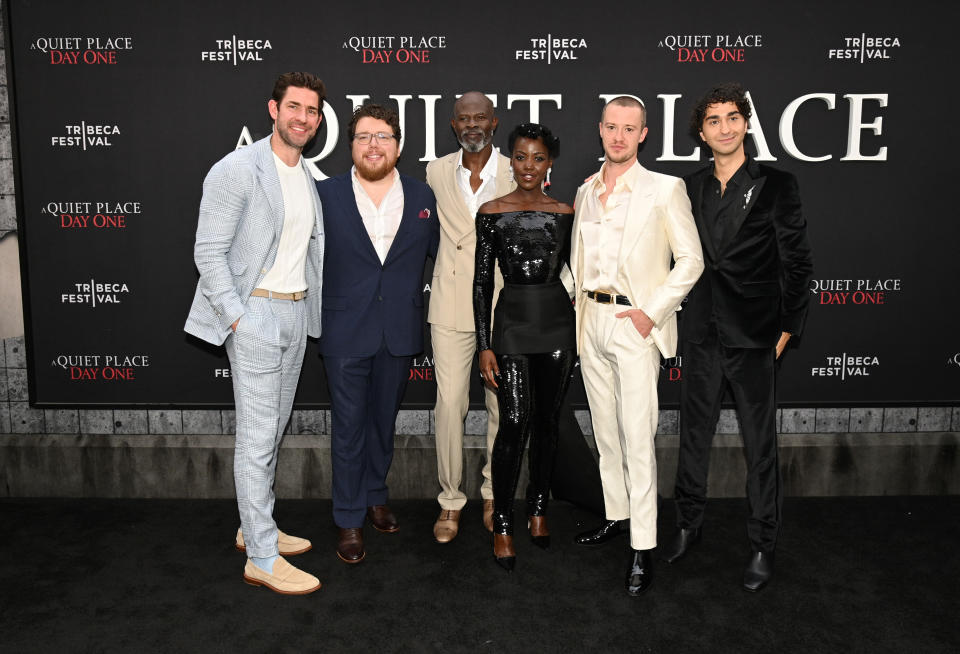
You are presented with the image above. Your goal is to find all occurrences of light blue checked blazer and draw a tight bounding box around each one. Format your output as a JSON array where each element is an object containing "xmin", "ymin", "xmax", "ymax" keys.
[{"xmin": 184, "ymin": 135, "xmax": 324, "ymax": 345}]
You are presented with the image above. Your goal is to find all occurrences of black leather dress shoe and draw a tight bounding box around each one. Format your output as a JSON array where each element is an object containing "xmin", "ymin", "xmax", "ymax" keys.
[
  {"xmin": 574, "ymin": 520, "xmax": 626, "ymax": 546},
  {"xmin": 626, "ymin": 548, "xmax": 653, "ymax": 596},
  {"xmin": 743, "ymin": 550, "xmax": 774, "ymax": 592},
  {"xmin": 663, "ymin": 527, "xmax": 701, "ymax": 564}
]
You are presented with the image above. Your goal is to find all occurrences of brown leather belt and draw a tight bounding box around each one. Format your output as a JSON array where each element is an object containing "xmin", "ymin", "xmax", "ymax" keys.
[
  {"xmin": 586, "ymin": 289, "xmax": 631, "ymax": 306},
  {"xmin": 250, "ymin": 288, "xmax": 307, "ymax": 301}
]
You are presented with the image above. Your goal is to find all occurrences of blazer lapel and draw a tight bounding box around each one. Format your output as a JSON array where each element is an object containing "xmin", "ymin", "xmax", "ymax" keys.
[
  {"xmin": 689, "ymin": 169, "xmax": 716, "ymax": 261},
  {"xmin": 383, "ymin": 175, "xmax": 417, "ymax": 266},
  {"xmin": 617, "ymin": 165, "xmax": 656, "ymax": 268},
  {"xmin": 717, "ymin": 172, "xmax": 766, "ymax": 255},
  {"xmin": 440, "ymin": 154, "xmax": 476, "ymax": 242},
  {"xmin": 337, "ymin": 174, "xmax": 383, "ymax": 266},
  {"xmin": 255, "ymin": 138, "xmax": 284, "ymax": 236}
]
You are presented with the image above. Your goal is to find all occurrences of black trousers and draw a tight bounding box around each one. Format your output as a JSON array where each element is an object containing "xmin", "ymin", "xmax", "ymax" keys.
[
  {"xmin": 675, "ymin": 326, "xmax": 781, "ymax": 552},
  {"xmin": 491, "ymin": 349, "xmax": 576, "ymax": 534}
]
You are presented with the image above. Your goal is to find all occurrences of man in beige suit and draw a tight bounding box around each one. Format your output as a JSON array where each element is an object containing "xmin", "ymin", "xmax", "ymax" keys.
[
  {"xmin": 571, "ymin": 96, "xmax": 703, "ymax": 595},
  {"xmin": 425, "ymin": 92, "xmax": 515, "ymax": 542}
]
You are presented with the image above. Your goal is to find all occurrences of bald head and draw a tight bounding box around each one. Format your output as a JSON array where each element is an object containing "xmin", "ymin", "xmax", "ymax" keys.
[
  {"xmin": 454, "ymin": 91, "xmax": 494, "ymax": 117},
  {"xmin": 452, "ymin": 92, "xmax": 498, "ymax": 154}
]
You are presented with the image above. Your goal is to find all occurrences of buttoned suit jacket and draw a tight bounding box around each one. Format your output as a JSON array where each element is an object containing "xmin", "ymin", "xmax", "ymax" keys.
[
  {"xmin": 184, "ymin": 135, "xmax": 324, "ymax": 345},
  {"xmin": 425, "ymin": 150, "xmax": 514, "ymax": 332},
  {"xmin": 316, "ymin": 172, "xmax": 439, "ymax": 358},
  {"xmin": 681, "ymin": 157, "xmax": 813, "ymax": 348},
  {"xmin": 571, "ymin": 163, "xmax": 704, "ymax": 359}
]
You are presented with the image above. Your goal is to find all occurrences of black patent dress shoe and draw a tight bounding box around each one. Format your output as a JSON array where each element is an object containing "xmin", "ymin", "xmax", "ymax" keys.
[
  {"xmin": 743, "ymin": 550, "xmax": 774, "ymax": 592},
  {"xmin": 574, "ymin": 520, "xmax": 626, "ymax": 546},
  {"xmin": 663, "ymin": 527, "xmax": 701, "ymax": 564},
  {"xmin": 626, "ymin": 548, "xmax": 653, "ymax": 596}
]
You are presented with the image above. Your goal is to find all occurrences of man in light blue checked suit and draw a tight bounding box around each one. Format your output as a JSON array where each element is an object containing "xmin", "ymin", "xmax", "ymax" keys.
[{"xmin": 185, "ymin": 72, "xmax": 326, "ymax": 595}]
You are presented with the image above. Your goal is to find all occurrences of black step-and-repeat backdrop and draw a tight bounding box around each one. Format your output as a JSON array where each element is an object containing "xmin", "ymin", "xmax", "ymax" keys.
[{"xmin": 8, "ymin": 0, "xmax": 960, "ymax": 408}]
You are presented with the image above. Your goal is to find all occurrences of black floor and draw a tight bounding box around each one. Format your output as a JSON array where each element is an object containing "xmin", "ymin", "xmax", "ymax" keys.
[{"xmin": 2, "ymin": 496, "xmax": 957, "ymax": 653}]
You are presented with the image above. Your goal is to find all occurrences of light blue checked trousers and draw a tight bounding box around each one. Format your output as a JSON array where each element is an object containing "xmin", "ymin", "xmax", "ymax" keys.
[{"xmin": 224, "ymin": 294, "xmax": 307, "ymax": 558}]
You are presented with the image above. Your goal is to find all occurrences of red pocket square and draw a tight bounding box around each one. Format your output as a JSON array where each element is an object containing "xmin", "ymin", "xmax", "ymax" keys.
[{"xmin": 418, "ymin": 208, "xmax": 431, "ymax": 219}]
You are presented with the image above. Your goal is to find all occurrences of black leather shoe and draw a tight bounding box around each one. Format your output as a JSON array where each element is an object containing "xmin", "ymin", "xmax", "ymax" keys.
[
  {"xmin": 574, "ymin": 520, "xmax": 626, "ymax": 546},
  {"xmin": 336, "ymin": 527, "xmax": 365, "ymax": 564},
  {"xmin": 743, "ymin": 550, "xmax": 774, "ymax": 592},
  {"xmin": 663, "ymin": 527, "xmax": 701, "ymax": 564},
  {"xmin": 626, "ymin": 548, "xmax": 653, "ymax": 596}
]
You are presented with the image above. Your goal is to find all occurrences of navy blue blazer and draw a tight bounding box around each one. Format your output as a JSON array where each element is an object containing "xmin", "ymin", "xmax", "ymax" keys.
[{"xmin": 316, "ymin": 172, "xmax": 439, "ymax": 357}]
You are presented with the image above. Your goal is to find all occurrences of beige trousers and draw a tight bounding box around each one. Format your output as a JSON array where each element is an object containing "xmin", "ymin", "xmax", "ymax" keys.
[
  {"xmin": 579, "ymin": 300, "xmax": 662, "ymax": 550},
  {"xmin": 431, "ymin": 323, "xmax": 499, "ymax": 509}
]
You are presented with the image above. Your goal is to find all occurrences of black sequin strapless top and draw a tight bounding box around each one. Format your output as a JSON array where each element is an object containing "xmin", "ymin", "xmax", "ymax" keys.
[{"xmin": 473, "ymin": 210, "xmax": 576, "ymax": 354}]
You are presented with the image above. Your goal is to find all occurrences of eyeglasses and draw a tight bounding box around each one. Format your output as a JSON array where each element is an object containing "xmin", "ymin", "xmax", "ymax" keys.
[{"xmin": 353, "ymin": 132, "xmax": 396, "ymax": 144}]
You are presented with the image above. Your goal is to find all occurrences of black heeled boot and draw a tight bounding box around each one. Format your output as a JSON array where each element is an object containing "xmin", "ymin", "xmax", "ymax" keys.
[
  {"xmin": 527, "ymin": 492, "xmax": 550, "ymax": 550},
  {"xmin": 492, "ymin": 510, "xmax": 515, "ymax": 571}
]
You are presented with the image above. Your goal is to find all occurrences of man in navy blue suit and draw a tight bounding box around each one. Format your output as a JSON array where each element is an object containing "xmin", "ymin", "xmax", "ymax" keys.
[{"xmin": 316, "ymin": 104, "xmax": 439, "ymax": 563}]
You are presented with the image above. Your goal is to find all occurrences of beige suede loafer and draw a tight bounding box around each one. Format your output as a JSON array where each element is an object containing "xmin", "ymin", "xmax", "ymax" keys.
[
  {"xmin": 243, "ymin": 556, "xmax": 321, "ymax": 595},
  {"xmin": 433, "ymin": 509, "xmax": 461, "ymax": 543},
  {"xmin": 235, "ymin": 528, "xmax": 312, "ymax": 556}
]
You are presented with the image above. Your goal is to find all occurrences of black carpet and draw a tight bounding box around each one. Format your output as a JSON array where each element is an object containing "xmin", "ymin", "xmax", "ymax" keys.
[{"xmin": 2, "ymin": 496, "xmax": 957, "ymax": 653}]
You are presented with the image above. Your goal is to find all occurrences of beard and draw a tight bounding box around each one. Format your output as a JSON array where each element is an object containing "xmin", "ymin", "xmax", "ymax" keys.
[
  {"xmin": 276, "ymin": 121, "xmax": 315, "ymax": 150},
  {"xmin": 355, "ymin": 152, "xmax": 397, "ymax": 182},
  {"xmin": 457, "ymin": 129, "xmax": 492, "ymax": 153}
]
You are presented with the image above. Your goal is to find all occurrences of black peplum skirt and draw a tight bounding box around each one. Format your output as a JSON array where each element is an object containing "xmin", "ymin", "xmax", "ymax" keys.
[{"xmin": 491, "ymin": 281, "xmax": 576, "ymax": 354}]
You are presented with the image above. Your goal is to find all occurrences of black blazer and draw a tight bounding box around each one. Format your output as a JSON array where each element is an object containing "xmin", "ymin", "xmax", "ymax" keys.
[
  {"xmin": 316, "ymin": 172, "xmax": 439, "ymax": 357},
  {"xmin": 681, "ymin": 157, "xmax": 813, "ymax": 348}
]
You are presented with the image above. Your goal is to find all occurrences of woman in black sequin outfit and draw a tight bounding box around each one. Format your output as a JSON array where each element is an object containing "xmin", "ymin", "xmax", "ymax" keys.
[{"xmin": 473, "ymin": 124, "xmax": 576, "ymax": 571}]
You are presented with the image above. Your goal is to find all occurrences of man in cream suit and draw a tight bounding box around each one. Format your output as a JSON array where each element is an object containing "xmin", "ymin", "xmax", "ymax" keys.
[
  {"xmin": 185, "ymin": 72, "xmax": 325, "ymax": 595},
  {"xmin": 425, "ymin": 92, "xmax": 514, "ymax": 542},
  {"xmin": 571, "ymin": 96, "xmax": 703, "ymax": 596}
]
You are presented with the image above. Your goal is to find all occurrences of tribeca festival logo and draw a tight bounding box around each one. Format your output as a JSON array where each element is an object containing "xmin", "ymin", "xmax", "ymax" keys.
[
  {"xmin": 810, "ymin": 278, "xmax": 902, "ymax": 305},
  {"xmin": 42, "ymin": 200, "xmax": 141, "ymax": 229},
  {"xmin": 659, "ymin": 33, "xmax": 762, "ymax": 63},
  {"xmin": 51, "ymin": 122, "xmax": 120, "ymax": 149},
  {"xmin": 828, "ymin": 34, "xmax": 901, "ymax": 62},
  {"xmin": 61, "ymin": 279, "xmax": 130, "ymax": 306},
  {"xmin": 343, "ymin": 35, "xmax": 446, "ymax": 64},
  {"xmin": 31, "ymin": 36, "xmax": 133, "ymax": 65},
  {"xmin": 52, "ymin": 353, "xmax": 150, "ymax": 381},
  {"xmin": 811, "ymin": 353, "xmax": 879, "ymax": 379},
  {"xmin": 514, "ymin": 34, "xmax": 587, "ymax": 62},
  {"xmin": 201, "ymin": 36, "xmax": 272, "ymax": 64}
]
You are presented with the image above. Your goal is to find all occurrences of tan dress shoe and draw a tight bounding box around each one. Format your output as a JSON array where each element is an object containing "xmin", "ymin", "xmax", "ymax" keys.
[
  {"xmin": 483, "ymin": 499, "xmax": 494, "ymax": 532},
  {"xmin": 235, "ymin": 528, "xmax": 312, "ymax": 556},
  {"xmin": 433, "ymin": 509, "xmax": 462, "ymax": 543},
  {"xmin": 243, "ymin": 556, "xmax": 321, "ymax": 595}
]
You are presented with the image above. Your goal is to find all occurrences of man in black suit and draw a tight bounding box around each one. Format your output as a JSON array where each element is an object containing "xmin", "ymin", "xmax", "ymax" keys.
[{"xmin": 664, "ymin": 83, "xmax": 813, "ymax": 592}]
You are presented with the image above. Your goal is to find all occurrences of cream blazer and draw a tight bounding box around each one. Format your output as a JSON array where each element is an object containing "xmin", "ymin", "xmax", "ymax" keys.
[
  {"xmin": 426, "ymin": 150, "xmax": 514, "ymax": 332},
  {"xmin": 572, "ymin": 162, "xmax": 704, "ymax": 358}
]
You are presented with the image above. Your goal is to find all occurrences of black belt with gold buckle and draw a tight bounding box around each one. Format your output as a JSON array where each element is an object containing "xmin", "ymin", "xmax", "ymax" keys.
[{"xmin": 586, "ymin": 290, "xmax": 631, "ymax": 306}]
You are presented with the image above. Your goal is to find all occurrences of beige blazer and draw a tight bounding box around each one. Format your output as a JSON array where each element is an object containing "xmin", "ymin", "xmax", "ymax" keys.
[
  {"xmin": 426, "ymin": 150, "xmax": 515, "ymax": 332},
  {"xmin": 572, "ymin": 162, "xmax": 704, "ymax": 359}
]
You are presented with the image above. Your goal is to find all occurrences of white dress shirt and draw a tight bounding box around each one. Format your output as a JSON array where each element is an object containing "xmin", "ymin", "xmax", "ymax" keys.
[
  {"xmin": 259, "ymin": 153, "xmax": 314, "ymax": 293},
  {"xmin": 455, "ymin": 148, "xmax": 500, "ymax": 217},
  {"xmin": 351, "ymin": 166, "xmax": 404, "ymax": 263},
  {"xmin": 579, "ymin": 160, "xmax": 642, "ymax": 295}
]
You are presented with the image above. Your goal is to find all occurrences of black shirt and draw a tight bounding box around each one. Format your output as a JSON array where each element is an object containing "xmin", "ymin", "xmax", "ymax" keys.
[{"xmin": 702, "ymin": 159, "xmax": 749, "ymax": 249}]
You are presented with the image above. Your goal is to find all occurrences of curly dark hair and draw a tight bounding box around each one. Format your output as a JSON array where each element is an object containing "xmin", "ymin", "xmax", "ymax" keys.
[
  {"xmin": 347, "ymin": 103, "xmax": 402, "ymax": 142},
  {"xmin": 689, "ymin": 82, "xmax": 752, "ymax": 142},
  {"xmin": 271, "ymin": 72, "xmax": 326, "ymax": 110},
  {"xmin": 507, "ymin": 123, "xmax": 560, "ymax": 159}
]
